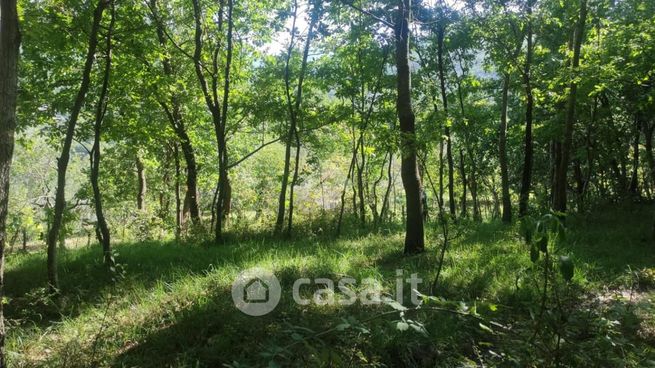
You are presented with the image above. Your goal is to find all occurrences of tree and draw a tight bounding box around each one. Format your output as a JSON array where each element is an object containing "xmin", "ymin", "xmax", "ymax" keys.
[
  {"xmin": 395, "ymin": 0, "xmax": 425, "ymax": 253},
  {"xmin": 435, "ymin": 5, "xmax": 456, "ymax": 217},
  {"xmin": 46, "ymin": 0, "xmax": 109, "ymax": 292},
  {"xmin": 190, "ymin": 0, "xmax": 234, "ymax": 241},
  {"xmin": 148, "ymin": 0, "xmax": 202, "ymax": 227},
  {"xmin": 0, "ymin": 0, "xmax": 20, "ymax": 362},
  {"xmin": 89, "ymin": 0, "xmax": 115, "ymax": 266},
  {"xmin": 519, "ymin": 0, "xmax": 535, "ymax": 217},
  {"xmin": 275, "ymin": 0, "xmax": 322, "ymax": 235},
  {"xmin": 553, "ymin": 0, "xmax": 588, "ymax": 213}
]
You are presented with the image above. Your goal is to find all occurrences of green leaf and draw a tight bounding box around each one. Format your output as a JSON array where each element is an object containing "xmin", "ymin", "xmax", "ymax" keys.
[
  {"xmin": 396, "ymin": 321, "xmax": 409, "ymax": 331},
  {"xmin": 335, "ymin": 323, "xmax": 350, "ymax": 331}
]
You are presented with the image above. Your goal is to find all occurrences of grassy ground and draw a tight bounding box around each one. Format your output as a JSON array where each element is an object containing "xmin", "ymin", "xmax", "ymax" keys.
[{"xmin": 5, "ymin": 203, "xmax": 655, "ymax": 367}]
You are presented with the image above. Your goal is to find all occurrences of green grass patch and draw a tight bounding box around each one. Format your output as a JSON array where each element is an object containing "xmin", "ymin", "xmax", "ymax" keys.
[{"xmin": 5, "ymin": 203, "xmax": 655, "ymax": 367}]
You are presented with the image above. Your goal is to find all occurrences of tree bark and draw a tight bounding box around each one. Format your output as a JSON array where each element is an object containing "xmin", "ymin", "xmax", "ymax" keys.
[
  {"xmin": 336, "ymin": 146, "xmax": 357, "ymax": 235},
  {"xmin": 499, "ymin": 73, "xmax": 512, "ymax": 223},
  {"xmin": 277, "ymin": 0, "xmax": 320, "ymax": 236},
  {"xmin": 0, "ymin": 0, "xmax": 20, "ymax": 363},
  {"xmin": 90, "ymin": 1, "xmax": 115, "ymax": 266},
  {"xmin": 629, "ymin": 115, "xmax": 641, "ymax": 195},
  {"xmin": 553, "ymin": 0, "xmax": 587, "ymax": 212},
  {"xmin": 643, "ymin": 120, "xmax": 655, "ymax": 190},
  {"xmin": 395, "ymin": 0, "xmax": 425, "ymax": 254},
  {"xmin": 379, "ymin": 153, "xmax": 394, "ymax": 223},
  {"xmin": 356, "ymin": 135, "xmax": 367, "ymax": 225},
  {"xmin": 436, "ymin": 23, "xmax": 456, "ymax": 217},
  {"xmin": 46, "ymin": 0, "xmax": 108, "ymax": 292},
  {"xmin": 215, "ymin": 0, "xmax": 234, "ymax": 242},
  {"xmin": 136, "ymin": 154, "xmax": 146, "ymax": 211},
  {"xmin": 459, "ymin": 149, "xmax": 468, "ymax": 217},
  {"xmin": 519, "ymin": 0, "xmax": 534, "ymax": 217},
  {"xmin": 174, "ymin": 143, "xmax": 182, "ymax": 239},
  {"xmin": 151, "ymin": 0, "xmax": 201, "ymax": 226}
]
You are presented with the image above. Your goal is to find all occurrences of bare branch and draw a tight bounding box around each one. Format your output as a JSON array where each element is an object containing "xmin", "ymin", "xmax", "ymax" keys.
[{"xmin": 343, "ymin": 1, "xmax": 395, "ymax": 29}]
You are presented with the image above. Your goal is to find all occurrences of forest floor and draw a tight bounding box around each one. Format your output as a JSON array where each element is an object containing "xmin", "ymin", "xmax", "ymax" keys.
[{"xmin": 5, "ymin": 203, "xmax": 655, "ymax": 367}]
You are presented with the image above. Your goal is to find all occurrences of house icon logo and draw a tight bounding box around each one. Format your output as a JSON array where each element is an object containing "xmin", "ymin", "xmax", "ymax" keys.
[{"xmin": 231, "ymin": 268, "xmax": 281, "ymax": 316}]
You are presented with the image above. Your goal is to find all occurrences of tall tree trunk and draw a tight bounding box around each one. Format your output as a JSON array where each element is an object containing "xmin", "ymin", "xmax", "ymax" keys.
[
  {"xmin": 46, "ymin": 0, "xmax": 108, "ymax": 292},
  {"xmin": 275, "ymin": 1, "xmax": 299, "ymax": 234},
  {"xmin": 519, "ymin": 0, "xmax": 534, "ymax": 217},
  {"xmin": 396, "ymin": 0, "xmax": 425, "ymax": 254},
  {"xmin": 336, "ymin": 147, "xmax": 357, "ymax": 235},
  {"xmin": 469, "ymin": 163, "xmax": 481, "ymax": 221},
  {"xmin": 178, "ymin": 129, "xmax": 200, "ymax": 224},
  {"xmin": 459, "ymin": 149, "xmax": 468, "ymax": 217},
  {"xmin": 0, "ymin": 0, "xmax": 20, "ymax": 362},
  {"xmin": 215, "ymin": 0, "xmax": 234, "ymax": 242},
  {"xmin": 436, "ymin": 23, "xmax": 456, "ymax": 217},
  {"xmin": 174, "ymin": 143, "xmax": 182, "ymax": 239},
  {"xmin": 629, "ymin": 115, "xmax": 641, "ymax": 195},
  {"xmin": 356, "ymin": 136, "xmax": 367, "ymax": 225},
  {"xmin": 151, "ymin": 0, "xmax": 201, "ymax": 226},
  {"xmin": 136, "ymin": 154, "xmax": 146, "ymax": 211},
  {"xmin": 90, "ymin": 1, "xmax": 115, "ymax": 266},
  {"xmin": 499, "ymin": 73, "xmax": 512, "ymax": 223},
  {"xmin": 278, "ymin": 0, "xmax": 320, "ymax": 236},
  {"xmin": 553, "ymin": 0, "xmax": 587, "ymax": 213},
  {"xmin": 643, "ymin": 121, "xmax": 655, "ymax": 190},
  {"xmin": 379, "ymin": 153, "xmax": 394, "ymax": 223},
  {"xmin": 287, "ymin": 124, "xmax": 301, "ymax": 235}
]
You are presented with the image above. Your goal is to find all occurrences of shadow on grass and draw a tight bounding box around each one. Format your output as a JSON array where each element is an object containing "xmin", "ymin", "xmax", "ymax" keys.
[
  {"xmin": 4, "ymin": 223, "xmax": 405, "ymax": 326},
  {"xmin": 9, "ymin": 203, "xmax": 655, "ymax": 366},
  {"xmin": 563, "ymin": 202, "xmax": 655, "ymax": 283},
  {"xmin": 110, "ymin": 261, "xmax": 467, "ymax": 368}
]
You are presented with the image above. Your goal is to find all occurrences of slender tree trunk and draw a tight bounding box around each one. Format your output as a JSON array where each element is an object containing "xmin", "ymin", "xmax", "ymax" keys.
[
  {"xmin": 90, "ymin": 2, "xmax": 115, "ymax": 266},
  {"xmin": 396, "ymin": 0, "xmax": 425, "ymax": 254},
  {"xmin": 379, "ymin": 154, "xmax": 394, "ymax": 223},
  {"xmin": 336, "ymin": 148, "xmax": 357, "ymax": 235},
  {"xmin": 278, "ymin": 0, "xmax": 320, "ymax": 236},
  {"xmin": 629, "ymin": 115, "xmax": 641, "ymax": 195},
  {"xmin": 178, "ymin": 131, "xmax": 200, "ymax": 224},
  {"xmin": 499, "ymin": 73, "xmax": 512, "ymax": 223},
  {"xmin": 553, "ymin": 0, "xmax": 587, "ymax": 212},
  {"xmin": 276, "ymin": 131, "xmax": 293, "ymax": 233},
  {"xmin": 467, "ymin": 148, "xmax": 481, "ymax": 221},
  {"xmin": 151, "ymin": 0, "xmax": 201, "ymax": 226},
  {"xmin": 519, "ymin": 0, "xmax": 534, "ymax": 217},
  {"xmin": 439, "ymin": 140, "xmax": 444, "ymax": 207},
  {"xmin": 136, "ymin": 154, "xmax": 146, "ymax": 211},
  {"xmin": 643, "ymin": 121, "xmax": 655, "ymax": 190},
  {"xmin": 275, "ymin": 2, "xmax": 299, "ymax": 234},
  {"xmin": 0, "ymin": 0, "xmax": 20, "ymax": 362},
  {"xmin": 436, "ymin": 23, "xmax": 456, "ymax": 217},
  {"xmin": 174, "ymin": 143, "xmax": 182, "ymax": 239},
  {"xmin": 356, "ymin": 135, "xmax": 367, "ymax": 225},
  {"xmin": 459, "ymin": 149, "xmax": 468, "ymax": 217},
  {"xmin": 370, "ymin": 152, "xmax": 389, "ymax": 223},
  {"xmin": 287, "ymin": 125, "xmax": 301, "ymax": 235},
  {"xmin": 46, "ymin": 0, "xmax": 108, "ymax": 292},
  {"xmin": 215, "ymin": 0, "xmax": 234, "ymax": 242}
]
